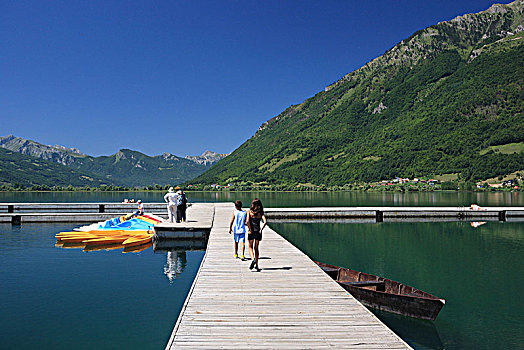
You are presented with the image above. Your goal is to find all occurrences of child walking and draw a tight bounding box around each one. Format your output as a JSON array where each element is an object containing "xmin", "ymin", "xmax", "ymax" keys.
[
  {"xmin": 247, "ymin": 198, "xmax": 267, "ymax": 271},
  {"xmin": 229, "ymin": 200, "xmax": 248, "ymax": 260}
]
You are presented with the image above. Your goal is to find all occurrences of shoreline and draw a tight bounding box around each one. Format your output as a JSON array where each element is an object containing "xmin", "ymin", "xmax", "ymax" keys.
[{"xmin": 0, "ymin": 188, "xmax": 521, "ymax": 193}]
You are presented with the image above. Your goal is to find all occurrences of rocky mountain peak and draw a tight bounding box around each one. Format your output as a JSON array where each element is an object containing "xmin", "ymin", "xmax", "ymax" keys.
[
  {"xmin": 185, "ymin": 150, "xmax": 228, "ymax": 166},
  {"xmin": 0, "ymin": 135, "xmax": 86, "ymax": 166},
  {"xmin": 115, "ymin": 150, "xmax": 126, "ymax": 161},
  {"xmin": 52, "ymin": 144, "xmax": 84, "ymax": 155},
  {"xmin": 162, "ymin": 152, "xmax": 180, "ymax": 161},
  {"xmin": 322, "ymin": 0, "xmax": 523, "ymax": 94}
]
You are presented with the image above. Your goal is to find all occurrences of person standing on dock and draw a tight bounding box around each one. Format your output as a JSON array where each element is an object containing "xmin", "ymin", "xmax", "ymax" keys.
[
  {"xmin": 229, "ymin": 200, "xmax": 248, "ymax": 260},
  {"xmin": 247, "ymin": 198, "xmax": 267, "ymax": 271},
  {"xmin": 176, "ymin": 187, "xmax": 187, "ymax": 222},
  {"xmin": 164, "ymin": 187, "xmax": 178, "ymax": 223}
]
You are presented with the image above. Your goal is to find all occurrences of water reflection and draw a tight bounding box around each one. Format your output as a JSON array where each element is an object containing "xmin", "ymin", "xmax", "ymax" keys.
[
  {"xmin": 163, "ymin": 251, "xmax": 187, "ymax": 282},
  {"xmin": 153, "ymin": 238, "xmax": 207, "ymax": 283},
  {"xmin": 372, "ymin": 310, "xmax": 443, "ymax": 350},
  {"xmin": 0, "ymin": 190, "xmax": 522, "ymax": 207}
]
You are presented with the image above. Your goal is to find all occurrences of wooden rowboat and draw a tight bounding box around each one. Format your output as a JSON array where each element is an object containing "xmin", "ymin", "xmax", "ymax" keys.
[{"xmin": 315, "ymin": 261, "xmax": 445, "ymax": 320}]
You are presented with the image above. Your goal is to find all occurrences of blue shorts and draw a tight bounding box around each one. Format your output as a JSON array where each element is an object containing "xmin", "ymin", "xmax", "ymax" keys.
[{"xmin": 234, "ymin": 233, "xmax": 245, "ymax": 243}]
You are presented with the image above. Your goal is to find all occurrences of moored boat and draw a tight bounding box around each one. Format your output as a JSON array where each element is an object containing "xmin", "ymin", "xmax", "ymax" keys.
[
  {"xmin": 55, "ymin": 213, "xmax": 165, "ymax": 252},
  {"xmin": 122, "ymin": 234, "xmax": 154, "ymax": 248},
  {"xmin": 315, "ymin": 261, "xmax": 445, "ymax": 320},
  {"xmin": 75, "ymin": 214, "xmax": 164, "ymax": 233}
]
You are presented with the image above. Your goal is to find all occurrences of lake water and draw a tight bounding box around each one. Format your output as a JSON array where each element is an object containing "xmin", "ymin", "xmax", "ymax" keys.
[
  {"xmin": 3, "ymin": 221, "xmax": 522, "ymax": 349},
  {"xmin": 0, "ymin": 190, "xmax": 522, "ymax": 207},
  {"xmin": 0, "ymin": 223, "xmax": 204, "ymax": 350},
  {"xmin": 271, "ymin": 221, "xmax": 524, "ymax": 350},
  {"xmin": 1, "ymin": 192, "xmax": 523, "ymax": 349}
]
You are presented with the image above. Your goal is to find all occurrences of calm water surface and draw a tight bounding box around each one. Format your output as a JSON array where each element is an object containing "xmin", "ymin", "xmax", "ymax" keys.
[
  {"xmin": 1, "ymin": 192, "xmax": 523, "ymax": 349},
  {"xmin": 0, "ymin": 223, "xmax": 204, "ymax": 350},
  {"xmin": 271, "ymin": 221, "xmax": 524, "ymax": 350},
  {"xmin": 0, "ymin": 190, "xmax": 522, "ymax": 207}
]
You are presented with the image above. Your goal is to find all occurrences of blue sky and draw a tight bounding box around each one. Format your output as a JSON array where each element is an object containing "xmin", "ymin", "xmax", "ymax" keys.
[{"xmin": 0, "ymin": 0, "xmax": 511, "ymax": 157}]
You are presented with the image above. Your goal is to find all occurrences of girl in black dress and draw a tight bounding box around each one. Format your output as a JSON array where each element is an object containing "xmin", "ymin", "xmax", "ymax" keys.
[{"xmin": 247, "ymin": 198, "xmax": 267, "ymax": 271}]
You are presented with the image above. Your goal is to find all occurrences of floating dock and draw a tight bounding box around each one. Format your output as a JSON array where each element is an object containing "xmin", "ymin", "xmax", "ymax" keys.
[
  {"xmin": 155, "ymin": 203, "xmax": 214, "ymax": 239},
  {"xmin": 264, "ymin": 206, "xmax": 524, "ymax": 222},
  {"xmin": 1, "ymin": 202, "xmax": 522, "ymax": 224},
  {"xmin": 165, "ymin": 203, "xmax": 411, "ymax": 349}
]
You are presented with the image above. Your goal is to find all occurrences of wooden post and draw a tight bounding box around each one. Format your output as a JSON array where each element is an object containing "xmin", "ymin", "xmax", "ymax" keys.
[
  {"xmin": 12, "ymin": 215, "xmax": 21, "ymax": 225},
  {"xmin": 376, "ymin": 210, "xmax": 383, "ymax": 223}
]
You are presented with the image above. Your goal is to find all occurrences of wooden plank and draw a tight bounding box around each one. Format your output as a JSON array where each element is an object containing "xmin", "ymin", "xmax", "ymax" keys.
[{"xmin": 165, "ymin": 203, "xmax": 411, "ymax": 349}]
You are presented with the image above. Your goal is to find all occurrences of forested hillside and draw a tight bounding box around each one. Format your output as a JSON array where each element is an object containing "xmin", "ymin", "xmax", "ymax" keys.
[
  {"xmin": 192, "ymin": 1, "xmax": 524, "ymax": 187},
  {"xmin": 72, "ymin": 149, "xmax": 209, "ymax": 187},
  {"xmin": 0, "ymin": 148, "xmax": 107, "ymax": 188}
]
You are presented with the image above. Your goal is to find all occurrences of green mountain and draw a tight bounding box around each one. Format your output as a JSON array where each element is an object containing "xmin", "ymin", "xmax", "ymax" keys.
[
  {"xmin": 192, "ymin": 1, "xmax": 524, "ymax": 187},
  {"xmin": 72, "ymin": 149, "xmax": 210, "ymax": 187},
  {"xmin": 0, "ymin": 148, "xmax": 108, "ymax": 188},
  {"xmin": 0, "ymin": 135, "xmax": 218, "ymax": 187}
]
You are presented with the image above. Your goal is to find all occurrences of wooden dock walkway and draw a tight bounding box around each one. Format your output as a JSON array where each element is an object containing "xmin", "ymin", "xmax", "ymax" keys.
[{"xmin": 165, "ymin": 203, "xmax": 411, "ymax": 349}]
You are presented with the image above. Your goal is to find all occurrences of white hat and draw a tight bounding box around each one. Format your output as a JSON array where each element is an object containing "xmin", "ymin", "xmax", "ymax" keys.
[
  {"xmin": 168, "ymin": 187, "xmax": 174, "ymax": 193},
  {"xmin": 137, "ymin": 200, "xmax": 142, "ymax": 203}
]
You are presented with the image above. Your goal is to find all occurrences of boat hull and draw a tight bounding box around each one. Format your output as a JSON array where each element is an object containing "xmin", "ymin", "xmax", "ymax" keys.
[
  {"xmin": 55, "ymin": 214, "xmax": 162, "ymax": 253},
  {"xmin": 315, "ymin": 261, "xmax": 445, "ymax": 321},
  {"xmin": 83, "ymin": 236, "xmax": 128, "ymax": 246},
  {"xmin": 122, "ymin": 235, "xmax": 153, "ymax": 248},
  {"xmin": 340, "ymin": 283, "xmax": 444, "ymax": 321}
]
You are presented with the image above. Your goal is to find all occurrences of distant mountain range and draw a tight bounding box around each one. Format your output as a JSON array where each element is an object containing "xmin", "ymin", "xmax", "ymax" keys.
[
  {"xmin": 0, "ymin": 147, "xmax": 108, "ymax": 188},
  {"xmin": 192, "ymin": 1, "xmax": 524, "ymax": 187},
  {"xmin": 0, "ymin": 135, "xmax": 228, "ymax": 187}
]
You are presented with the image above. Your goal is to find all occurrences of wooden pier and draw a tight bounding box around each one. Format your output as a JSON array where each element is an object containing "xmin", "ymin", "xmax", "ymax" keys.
[{"xmin": 165, "ymin": 203, "xmax": 411, "ymax": 349}]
